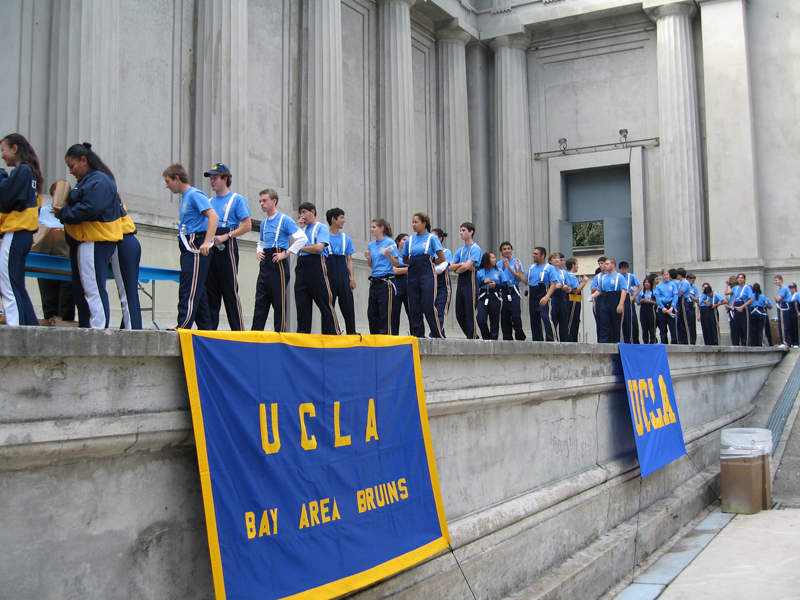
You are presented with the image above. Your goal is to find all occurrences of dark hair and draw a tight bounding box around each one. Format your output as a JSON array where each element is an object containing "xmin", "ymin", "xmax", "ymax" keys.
[
  {"xmin": 597, "ymin": 256, "xmax": 607, "ymax": 263},
  {"xmin": 566, "ymin": 257, "xmax": 578, "ymax": 271},
  {"xmin": 687, "ymin": 273, "xmax": 696, "ymax": 280},
  {"xmin": 595, "ymin": 267, "xmax": 601, "ymax": 275},
  {"xmin": 395, "ymin": 233, "xmax": 408, "ymax": 244},
  {"xmin": 298, "ymin": 202, "xmax": 316, "ymax": 215},
  {"xmin": 737, "ymin": 272, "xmax": 747, "ymax": 281},
  {"xmin": 220, "ymin": 173, "xmax": 232, "ymax": 186},
  {"xmin": 534, "ymin": 246, "xmax": 547, "ymax": 256},
  {"xmin": 480, "ymin": 251, "xmax": 495, "ymax": 271},
  {"xmin": 65, "ymin": 142, "xmax": 116, "ymax": 182},
  {"xmin": 668, "ymin": 268, "xmax": 678, "ymax": 280},
  {"xmin": 619, "ymin": 261, "xmax": 629, "ymax": 270},
  {"xmin": 326, "ymin": 207, "xmax": 345, "ymax": 225},
  {"xmin": 703, "ymin": 283, "xmax": 713, "ymax": 295},
  {"xmin": 644, "ymin": 274, "xmax": 657, "ymax": 290},
  {"xmin": 460, "ymin": 222, "xmax": 475, "ymax": 233},
  {"xmin": 372, "ymin": 218, "xmax": 393, "ymax": 239},
  {"xmin": 260, "ymin": 188, "xmax": 279, "ymax": 203},
  {"xmin": 676, "ymin": 267, "xmax": 687, "ymax": 278},
  {"xmin": 752, "ymin": 283, "xmax": 762, "ymax": 299},
  {"xmin": 775, "ymin": 275, "xmax": 784, "ymax": 282},
  {"xmin": 413, "ymin": 211, "xmax": 432, "ymax": 232},
  {"xmin": 500, "ymin": 241, "xmax": 512, "ymax": 251},
  {"xmin": 3, "ymin": 133, "xmax": 44, "ymax": 192},
  {"xmin": 432, "ymin": 228, "xmax": 447, "ymax": 241},
  {"xmin": 163, "ymin": 163, "xmax": 189, "ymax": 184}
]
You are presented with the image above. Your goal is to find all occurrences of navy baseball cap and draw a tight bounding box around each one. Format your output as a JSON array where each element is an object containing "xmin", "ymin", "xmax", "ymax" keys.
[
  {"xmin": 790, "ymin": 283, "xmax": 797, "ymax": 289},
  {"xmin": 204, "ymin": 163, "xmax": 231, "ymax": 177}
]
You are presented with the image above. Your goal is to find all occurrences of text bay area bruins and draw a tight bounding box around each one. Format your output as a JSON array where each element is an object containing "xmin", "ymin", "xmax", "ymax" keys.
[{"xmin": 244, "ymin": 398, "xmax": 410, "ymax": 540}]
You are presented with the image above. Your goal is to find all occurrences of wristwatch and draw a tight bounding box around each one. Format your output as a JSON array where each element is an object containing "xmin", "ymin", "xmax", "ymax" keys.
[{"xmin": 228, "ymin": 232, "xmax": 233, "ymax": 239}]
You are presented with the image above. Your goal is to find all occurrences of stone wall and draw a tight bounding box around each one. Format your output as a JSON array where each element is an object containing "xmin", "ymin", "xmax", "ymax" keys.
[{"xmin": 0, "ymin": 328, "xmax": 784, "ymax": 599}]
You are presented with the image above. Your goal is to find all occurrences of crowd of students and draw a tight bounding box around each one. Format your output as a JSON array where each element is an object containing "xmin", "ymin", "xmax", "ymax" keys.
[{"xmin": 1, "ymin": 134, "xmax": 797, "ymax": 347}]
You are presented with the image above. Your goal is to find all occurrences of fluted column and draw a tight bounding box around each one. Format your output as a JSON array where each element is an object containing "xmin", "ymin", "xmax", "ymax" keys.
[
  {"xmin": 46, "ymin": 0, "xmax": 120, "ymax": 182},
  {"xmin": 302, "ymin": 0, "xmax": 344, "ymax": 212},
  {"xmin": 697, "ymin": 0, "xmax": 760, "ymax": 261},
  {"xmin": 645, "ymin": 0, "xmax": 705, "ymax": 263},
  {"xmin": 437, "ymin": 28, "xmax": 473, "ymax": 238},
  {"xmin": 377, "ymin": 0, "xmax": 416, "ymax": 230},
  {"xmin": 489, "ymin": 34, "xmax": 533, "ymax": 264},
  {"xmin": 194, "ymin": 0, "xmax": 249, "ymax": 193}
]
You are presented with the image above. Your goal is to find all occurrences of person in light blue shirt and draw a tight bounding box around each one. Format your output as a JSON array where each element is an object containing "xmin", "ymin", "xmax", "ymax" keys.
[
  {"xmin": 654, "ymin": 268, "xmax": 679, "ymax": 344},
  {"xmin": 251, "ymin": 188, "xmax": 307, "ymax": 332},
  {"xmin": 498, "ymin": 241, "xmax": 526, "ymax": 341},
  {"xmin": 729, "ymin": 273, "xmax": 754, "ymax": 346},
  {"xmin": 164, "ymin": 163, "xmax": 218, "ymax": 330},
  {"xmin": 524, "ymin": 246, "xmax": 559, "ymax": 341},
  {"xmin": 638, "ymin": 274, "xmax": 659, "ymax": 344},
  {"xmin": 398, "ymin": 212, "xmax": 445, "ymax": 338},
  {"xmin": 476, "ymin": 252, "xmax": 506, "ymax": 340},
  {"xmin": 326, "ymin": 208, "xmax": 358, "ymax": 335},
  {"xmin": 590, "ymin": 258, "xmax": 627, "ymax": 343},
  {"xmin": 450, "ymin": 223, "xmax": 482, "ymax": 339},
  {"xmin": 432, "ymin": 228, "xmax": 453, "ymax": 337},
  {"xmin": 365, "ymin": 218, "xmax": 399, "ymax": 335},
  {"xmin": 749, "ymin": 283, "xmax": 770, "ymax": 347},
  {"xmin": 619, "ymin": 261, "xmax": 640, "ymax": 344},
  {"xmin": 295, "ymin": 202, "xmax": 340, "ymax": 335},
  {"xmin": 391, "ymin": 233, "xmax": 411, "ymax": 335},
  {"xmin": 203, "ymin": 163, "xmax": 252, "ymax": 331},
  {"xmin": 674, "ymin": 268, "xmax": 695, "ymax": 345},
  {"xmin": 698, "ymin": 283, "xmax": 726, "ymax": 346},
  {"xmin": 773, "ymin": 275, "xmax": 798, "ymax": 347},
  {"xmin": 565, "ymin": 257, "xmax": 587, "ymax": 343}
]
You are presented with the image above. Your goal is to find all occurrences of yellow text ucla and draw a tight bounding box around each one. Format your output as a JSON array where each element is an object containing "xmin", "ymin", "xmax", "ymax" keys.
[
  {"xmin": 245, "ymin": 508, "xmax": 278, "ymax": 539},
  {"xmin": 357, "ymin": 478, "xmax": 408, "ymax": 513},
  {"xmin": 299, "ymin": 497, "xmax": 341, "ymax": 529},
  {"xmin": 626, "ymin": 376, "xmax": 677, "ymax": 436},
  {"xmin": 259, "ymin": 398, "xmax": 379, "ymax": 455}
]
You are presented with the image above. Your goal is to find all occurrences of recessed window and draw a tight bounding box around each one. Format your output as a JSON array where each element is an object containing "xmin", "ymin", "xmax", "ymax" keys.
[{"xmin": 573, "ymin": 221, "xmax": 604, "ymax": 249}]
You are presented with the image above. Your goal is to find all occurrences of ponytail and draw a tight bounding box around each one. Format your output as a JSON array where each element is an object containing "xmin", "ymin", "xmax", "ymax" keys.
[{"xmin": 2, "ymin": 133, "xmax": 44, "ymax": 192}]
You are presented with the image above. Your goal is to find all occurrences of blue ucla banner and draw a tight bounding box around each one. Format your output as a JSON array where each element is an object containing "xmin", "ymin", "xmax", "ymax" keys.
[
  {"xmin": 179, "ymin": 331, "xmax": 450, "ymax": 600},
  {"xmin": 619, "ymin": 344, "xmax": 687, "ymax": 478}
]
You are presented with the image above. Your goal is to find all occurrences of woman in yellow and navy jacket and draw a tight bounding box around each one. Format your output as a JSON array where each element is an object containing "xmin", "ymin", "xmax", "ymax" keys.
[
  {"xmin": 0, "ymin": 134, "xmax": 42, "ymax": 326},
  {"xmin": 54, "ymin": 143, "xmax": 123, "ymax": 329}
]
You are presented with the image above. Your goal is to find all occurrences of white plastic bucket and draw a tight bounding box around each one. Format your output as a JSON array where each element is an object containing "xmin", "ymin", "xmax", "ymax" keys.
[{"xmin": 720, "ymin": 428, "xmax": 772, "ymax": 458}]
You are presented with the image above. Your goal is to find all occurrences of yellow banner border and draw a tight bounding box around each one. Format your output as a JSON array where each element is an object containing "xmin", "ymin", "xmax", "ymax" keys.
[{"xmin": 178, "ymin": 330, "xmax": 450, "ymax": 600}]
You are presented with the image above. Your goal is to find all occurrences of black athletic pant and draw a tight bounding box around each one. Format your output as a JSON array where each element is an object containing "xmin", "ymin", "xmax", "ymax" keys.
[
  {"xmin": 391, "ymin": 274, "xmax": 410, "ymax": 335},
  {"xmin": 327, "ymin": 254, "xmax": 357, "ymax": 335},
  {"xmin": 657, "ymin": 303, "xmax": 677, "ymax": 344},
  {"xmin": 599, "ymin": 291, "xmax": 622, "ymax": 343},
  {"xmin": 112, "ymin": 233, "xmax": 142, "ymax": 330},
  {"xmin": 177, "ymin": 234, "xmax": 211, "ymax": 330},
  {"xmin": 749, "ymin": 308, "xmax": 767, "ymax": 347},
  {"xmin": 699, "ymin": 306, "xmax": 719, "ymax": 346},
  {"xmin": 622, "ymin": 297, "xmax": 640, "ymax": 344},
  {"xmin": 529, "ymin": 285, "xmax": 557, "ymax": 341},
  {"xmin": 455, "ymin": 271, "xmax": 478, "ymax": 339},
  {"xmin": 206, "ymin": 228, "xmax": 243, "ymax": 331},
  {"xmin": 640, "ymin": 303, "xmax": 658, "ymax": 344},
  {"xmin": 252, "ymin": 248, "xmax": 290, "ymax": 332},
  {"xmin": 368, "ymin": 277, "xmax": 395, "ymax": 335},
  {"xmin": 730, "ymin": 301, "xmax": 750, "ymax": 346},
  {"xmin": 435, "ymin": 270, "xmax": 451, "ymax": 336},
  {"xmin": 593, "ymin": 295, "xmax": 602, "ymax": 339},
  {"xmin": 677, "ymin": 298, "xmax": 696, "ymax": 345},
  {"xmin": 407, "ymin": 255, "xmax": 442, "ymax": 338},
  {"xmin": 295, "ymin": 254, "xmax": 340, "ymax": 335},
  {"xmin": 500, "ymin": 287, "xmax": 526, "ymax": 341},
  {"xmin": 777, "ymin": 303, "xmax": 798, "ymax": 346},
  {"xmin": 551, "ymin": 289, "xmax": 569, "ymax": 343},
  {"xmin": 477, "ymin": 288, "xmax": 502, "ymax": 340}
]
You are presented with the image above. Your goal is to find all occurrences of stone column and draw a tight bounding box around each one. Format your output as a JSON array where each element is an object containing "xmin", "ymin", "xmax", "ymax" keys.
[
  {"xmin": 194, "ymin": 0, "xmax": 249, "ymax": 194},
  {"xmin": 697, "ymin": 0, "xmax": 760, "ymax": 261},
  {"xmin": 466, "ymin": 43, "xmax": 494, "ymax": 248},
  {"xmin": 489, "ymin": 34, "xmax": 533, "ymax": 264},
  {"xmin": 644, "ymin": 0, "xmax": 705, "ymax": 264},
  {"xmin": 377, "ymin": 0, "xmax": 416, "ymax": 230},
  {"xmin": 302, "ymin": 0, "xmax": 345, "ymax": 213},
  {"xmin": 46, "ymin": 0, "xmax": 120, "ymax": 182},
  {"xmin": 437, "ymin": 28, "xmax": 473, "ymax": 238}
]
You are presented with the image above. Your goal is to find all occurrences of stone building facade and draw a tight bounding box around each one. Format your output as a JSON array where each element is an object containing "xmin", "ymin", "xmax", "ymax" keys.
[{"xmin": 2, "ymin": 0, "xmax": 798, "ymax": 332}]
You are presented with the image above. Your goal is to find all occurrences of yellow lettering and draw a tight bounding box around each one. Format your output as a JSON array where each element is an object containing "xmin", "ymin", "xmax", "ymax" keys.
[
  {"xmin": 320, "ymin": 498, "xmax": 330, "ymax": 523},
  {"xmin": 260, "ymin": 403, "xmax": 281, "ymax": 454},
  {"xmin": 270, "ymin": 508, "xmax": 278, "ymax": 535},
  {"xmin": 334, "ymin": 401, "xmax": 352, "ymax": 447},
  {"xmin": 309, "ymin": 500, "xmax": 320, "ymax": 526},
  {"xmin": 332, "ymin": 498, "xmax": 341, "ymax": 521},
  {"xmin": 246, "ymin": 511, "xmax": 256, "ymax": 539},
  {"xmin": 650, "ymin": 407, "xmax": 665, "ymax": 429},
  {"xmin": 365, "ymin": 398, "xmax": 379, "ymax": 442},
  {"xmin": 638, "ymin": 379, "xmax": 652, "ymax": 433},
  {"xmin": 375, "ymin": 485, "xmax": 386, "ymax": 507},
  {"xmin": 357, "ymin": 490, "xmax": 366, "ymax": 513},
  {"xmin": 299, "ymin": 403, "xmax": 317, "ymax": 450},
  {"xmin": 629, "ymin": 380, "xmax": 644, "ymax": 436},
  {"xmin": 259, "ymin": 510, "xmax": 271, "ymax": 537},
  {"xmin": 387, "ymin": 481, "xmax": 399, "ymax": 503},
  {"xmin": 398, "ymin": 478, "xmax": 408, "ymax": 500},
  {"xmin": 659, "ymin": 375, "xmax": 677, "ymax": 424},
  {"xmin": 299, "ymin": 504, "xmax": 310, "ymax": 529},
  {"xmin": 365, "ymin": 487, "xmax": 376, "ymax": 510}
]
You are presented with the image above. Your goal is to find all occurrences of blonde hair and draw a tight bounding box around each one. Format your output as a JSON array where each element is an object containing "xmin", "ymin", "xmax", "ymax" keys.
[{"xmin": 49, "ymin": 179, "xmax": 72, "ymax": 208}]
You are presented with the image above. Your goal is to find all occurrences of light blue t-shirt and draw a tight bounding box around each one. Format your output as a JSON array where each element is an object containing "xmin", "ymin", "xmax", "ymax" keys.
[
  {"xmin": 731, "ymin": 285, "xmax": 754, "ymax": 304},
  {"xmin": 476, "ymin": 266, "xmax": 507, "ymax": 289},
  {"xmin": 599, "ymin": 272, "xmax": 626, "ymax": 293},
  {"xmin": 210, "ymin": 191, "xmax": 251, "ymax": 229},
  {"xmin": 776, "ymin": 285, "xmax": 791, "ymax": 303},
  {"xmin": 179, "ymin": 187, "xmax": 213, "ymax": 233},
  {"xmin": 300, "ymin": 221, "xmax": 330, "ymax": 257},
  {"xmin": 526, "ymin": 262, "xmax": 558, "ymax": 286},
  {"xmin": 259, "ymin": 211, "xmax": 302, "ymax": 248},
  {"xmin": 499, "ymin": 256, "xmax": 524, "ymax": 289},
  {"xmin": 38, "ymin": 203, "xmax": 62, "ymax": 229},
  {"xmin": 402, "ymin": 232, "xmax": 444, "ymax": 258},
  {"xmin": 368, "ymin": 237, "xmax": 399, "ymax": 278},
  {"xmin": 700, "ymin": 292, "xmax": 725, "ymax": 307},
  {"xmin": 328, "ymin": 231, "xmax": 355, "ymax": 257},
  {"xmin": 452, "ymin": 243, "xmax": 482, "ymax": 267},
  {"xmin": 654, "ymin": 280, "xmax": 679, "ymax": 309}
]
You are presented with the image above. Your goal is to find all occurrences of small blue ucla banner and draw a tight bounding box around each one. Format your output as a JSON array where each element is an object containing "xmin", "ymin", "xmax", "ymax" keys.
[
  {"xmin": 179, "ymin": 331, "xmax": 450, "ymax": 600},
  {"xmin": 619, "ymin": 344, "xmax": 687, "ymax": 478}
]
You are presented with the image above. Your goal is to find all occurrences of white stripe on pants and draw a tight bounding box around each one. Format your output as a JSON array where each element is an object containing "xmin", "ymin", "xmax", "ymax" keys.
[
  {"xmin": 0, "ymin": 232, "xmax": 19, "ymax": 326},
  {"xmin": 78, "ymin": 241, "xmax": 109, "ymax": 329}
]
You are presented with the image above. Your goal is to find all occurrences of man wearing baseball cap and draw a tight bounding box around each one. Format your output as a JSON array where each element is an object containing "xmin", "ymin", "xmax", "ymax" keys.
[{"xmin": 203, "ymin": 163, "xmax": 251, "ymax": 330}]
